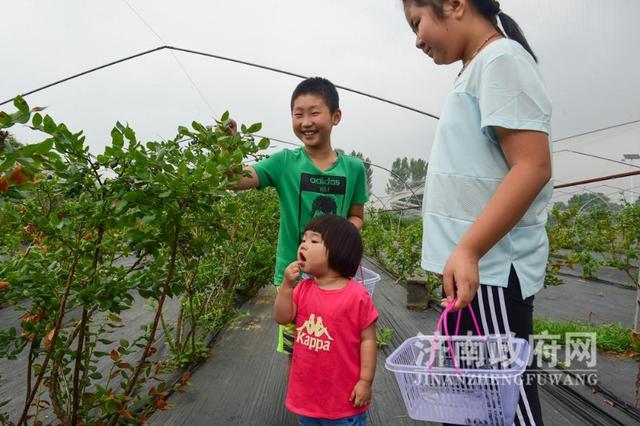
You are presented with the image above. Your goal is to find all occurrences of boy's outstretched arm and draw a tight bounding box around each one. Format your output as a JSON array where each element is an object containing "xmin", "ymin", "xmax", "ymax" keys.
[
  {"xmin": 348, "ymin": 204, "xmax": 364, "ymax": 230},
  {"xmin": 274, "ymin": 261, "xmax": 300, "ymax": 324},
  {"xmin": 350, "ymin": 322, "xmax": 377, "ymax": 408},
  {"xmin": 234, "ymin": 166, "xmax": 260, "ymax": 190},
  {"xmin": 218, "ymin": 119, "xmax": 261, "ymax": 191}
]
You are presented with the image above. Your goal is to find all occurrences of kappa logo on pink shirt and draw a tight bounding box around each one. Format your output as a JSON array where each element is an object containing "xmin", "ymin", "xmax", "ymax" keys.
[{"xmin": 296, "ymin": 313, "xmax": 334, "ymax": 352}]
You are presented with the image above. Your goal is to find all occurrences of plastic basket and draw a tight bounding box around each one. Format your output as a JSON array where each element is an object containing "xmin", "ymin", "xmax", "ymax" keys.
[
  {"xmin": 354, "ymin": 266, "xmax": 381, "ymax": 296},
  {"xmin": 385, "ymin": 299, "xmax": 530, "ymax": 425}
]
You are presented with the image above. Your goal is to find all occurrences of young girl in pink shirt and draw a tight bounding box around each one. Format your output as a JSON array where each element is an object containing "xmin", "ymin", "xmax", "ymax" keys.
[{"xmin": 274, "ymin": 215, "xmax": 378, "ymax": 425}]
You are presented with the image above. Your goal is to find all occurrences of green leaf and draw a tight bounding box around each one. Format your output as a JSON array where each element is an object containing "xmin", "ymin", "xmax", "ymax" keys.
[
  {"xmin": 220, "ymin": 111, "xmax": 229, "ymax": 122},
  {"xmin": 192, "ymin": 121, "xmax": 206, "ymax": 133},
  {"xmin": 258, "ymin": 138, "xmax": 270, "ymax": 150},
  {"xmin": 124, "ymin": 127, "xmax": 136, "ymax": 143},
  {"xmin": 32, "ymin": 113, "xmax": 43, "ymax": 128},
  {"xmin": 0, "ymin": 157, "xmax": 15, "ymax": 171},
  {"xmin": 14, "ymin": 96, "xmax": 28, "ymax": 113},
  {"xmin": 158, "ymin": 191, "xmax": 172, "ymax": 198},
  {"xmin": 141, "ymin": 215, "xmax": 156, "ymax": 224},
  {"xmin": 13, "ymin": 110, "xmax": 30, "ymax": 125},
  {"xmin": 42, "ymin": 115, "xmax": 56, "ymax": 133},
  {"xmin": 5, "ymin": 188, "xmax": 26, "ymax": 199},
  {"xmin": 21, "ymin": 139, "xmax": 53, "ymax": 156},
  {"xmin": 49, "ymin": 213, "xmax": 60, "ymax": 228},
  {"xmin": 111, "ymin": 128, "xmax": 124, "ymax": 148},
  {"xmin": 123, "ymin": 191, "xmax": 145, "ymax": 202},
  {"xmin": 104, "ymin": 399, "xmax": 118, "ymax": 414},
  {"xmin": 4, "ymin": 205, "xmax": 20, "ymax": 221},
  {"xmin": 246, "ymin": 122, "xmax": 262, "ymax": 133},
  {"xmin": 0, "ymin": 111, "xmax": 11, "ymax": 127}
]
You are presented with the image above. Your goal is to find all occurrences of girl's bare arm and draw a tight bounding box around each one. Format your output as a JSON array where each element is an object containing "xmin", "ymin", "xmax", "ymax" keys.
[
  {"xmin": 274, "ymin": 261, "xmax": 301, "ymax": 324},
  {"xmin": 350, "ymin": 322, "xmax": 377, "ymax": 408},
  {"xmin": 359, "ymin": 323, "xmax": 377, "ymax": 384}
]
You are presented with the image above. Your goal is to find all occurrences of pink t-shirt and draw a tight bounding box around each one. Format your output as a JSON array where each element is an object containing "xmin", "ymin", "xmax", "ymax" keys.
[{"xmin": 286, "ymin": 278, "xmax": 378, "ymax": 419}]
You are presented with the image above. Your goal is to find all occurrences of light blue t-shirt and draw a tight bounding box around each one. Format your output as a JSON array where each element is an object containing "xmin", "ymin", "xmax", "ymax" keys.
[{"xmin": 421, "ymin": 39, "xmax": 553, "ymax": 299}]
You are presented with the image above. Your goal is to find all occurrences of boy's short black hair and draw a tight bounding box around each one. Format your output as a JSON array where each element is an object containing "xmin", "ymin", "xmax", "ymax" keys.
[
  {"xmin": 290, "ymin": 77, "xmax": 340, "ymax": 114},
  {"xmin": 304, "ymin": 215, "xmax": 362, "ymax": 278}
]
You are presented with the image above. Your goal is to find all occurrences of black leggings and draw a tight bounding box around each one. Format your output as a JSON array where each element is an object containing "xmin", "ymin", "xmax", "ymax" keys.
[{"xmin": 443, "ymin": 266, "xmax": 544, "ymax": 426}]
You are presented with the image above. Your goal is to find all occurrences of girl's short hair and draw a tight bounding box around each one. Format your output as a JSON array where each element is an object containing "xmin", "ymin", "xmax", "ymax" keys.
[{"xmin": 304, "ymin": 215, "xmax": 362, "ymax": 278}]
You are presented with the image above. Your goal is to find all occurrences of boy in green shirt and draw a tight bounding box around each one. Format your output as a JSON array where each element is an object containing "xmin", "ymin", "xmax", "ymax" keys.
[{"xmin": 231, "ymin": 77, "xmax": 368, "ymax": 354}]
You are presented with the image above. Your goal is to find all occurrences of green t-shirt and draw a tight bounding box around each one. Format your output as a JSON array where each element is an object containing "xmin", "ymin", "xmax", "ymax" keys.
[{"xmin": 252, "ymin": 148, "xmax": 368, "ymax": 285}]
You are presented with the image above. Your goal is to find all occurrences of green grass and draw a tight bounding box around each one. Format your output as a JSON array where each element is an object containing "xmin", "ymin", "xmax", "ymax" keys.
[
  {"xmin": 376, "ymin": 327, "xmax": 395, "ymax": 349},
  {"xmin": 533, "ymin": 318, "xmax": 636, "ymax": 353}
]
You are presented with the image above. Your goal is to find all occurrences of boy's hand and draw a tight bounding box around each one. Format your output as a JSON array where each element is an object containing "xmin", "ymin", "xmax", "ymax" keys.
[
  {"xmin": 282, "ymin": 261, "xmax": 302, "ymax": 287},
  {"xmin": 441, "ymin": 246, "xmax": 479, "ymax": 311},
  {"xmin": 349, "ymin": 379, "xmax": 372, "ymax": 408},
  {"xmin": 226, "ymin": 118, "xmax": 237, "ymax": 135},
  {"xmin": 216, "ymin": 118, "xmax": 238, "ymax": 136}
]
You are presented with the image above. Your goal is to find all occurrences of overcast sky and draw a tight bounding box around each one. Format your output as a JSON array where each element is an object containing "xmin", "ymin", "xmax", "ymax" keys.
[{"xmin": 2, "ymin": 0, "xmax": 639, "ymax": 204}]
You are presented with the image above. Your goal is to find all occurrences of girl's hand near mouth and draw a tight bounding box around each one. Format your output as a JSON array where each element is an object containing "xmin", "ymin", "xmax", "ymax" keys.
[{"xmin": 283, "ymin": 260, "xmax": 303, "ymax": 287}]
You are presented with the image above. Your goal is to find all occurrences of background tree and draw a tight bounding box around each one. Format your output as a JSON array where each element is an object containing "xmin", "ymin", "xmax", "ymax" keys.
[
  {"xmin": 386, "ymin": 157, "xmax": 410, "ymax": 194},
  {"xmin": 386, "ymin": 157, "xmax": 428, "ymax": 194},
  {"xmin": 566, "ymin": 192, "xmax": 612, "ymax": 211},
  {"xmin": 409, "ymin": 158, "xmax": 427, "ymax": 188},
  {"xmin": 335, "ymin": 149, "xmax": 373, "ymax": 195},
  {"xmin": 349, "ymin": 150, "xmax": 373, "ymax": 194}
]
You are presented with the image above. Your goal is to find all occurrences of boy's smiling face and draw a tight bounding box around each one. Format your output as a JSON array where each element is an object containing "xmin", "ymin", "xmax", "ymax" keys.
[{"xmin": 291, "ymin": 94, "xmax": 341, "ymax": 149}]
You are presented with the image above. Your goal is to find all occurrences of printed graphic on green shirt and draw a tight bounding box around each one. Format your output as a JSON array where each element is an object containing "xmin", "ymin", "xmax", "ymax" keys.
[{"xmin": 299, "ymin": 173, "xmax": 347, "ymax": 239}]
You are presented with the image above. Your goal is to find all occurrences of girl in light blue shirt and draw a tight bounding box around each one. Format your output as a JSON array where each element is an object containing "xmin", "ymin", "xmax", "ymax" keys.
[{"xmin": 403, "ymin": 1, "xmax": 552, "ymax": 424}]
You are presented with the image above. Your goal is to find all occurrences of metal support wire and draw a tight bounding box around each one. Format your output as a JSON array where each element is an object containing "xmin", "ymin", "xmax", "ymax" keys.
[
  {"xmin": 554, "ymin": 170, "xmax": 640, "ymax": 189},
  {"xmin": 121, "ymin": 0, "xmax": 217, "ymax": 115},
  {"xmin": 0, "ymin": 46, "xmax": 165, "ymax": 106},
  {"xmin": 552, "ymin": 118, "xmax": 640, "ymax": 143},
  {"xmin": 1, "ymin": 39, "xmax": 637, "ymax": 155},
  {"xmin": 553, "ymin": 149, "xmax": 640, "ymax": 169},
  {"xmin": 552, "ymin": 184, "xmax": 640, "ymax": 200},
  {"xmin": 0, "ymin": 46, "xmax": 440, "ymax": 120}
]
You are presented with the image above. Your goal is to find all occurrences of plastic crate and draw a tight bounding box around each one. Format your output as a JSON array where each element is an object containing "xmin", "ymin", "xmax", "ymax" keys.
[
  {"xmin": 385, "ymin": 334, "xmax": 530, "ymax": 425},
  {"xmin": 353, "ymin": 266, "xmax": 381, "ymax": 296}
]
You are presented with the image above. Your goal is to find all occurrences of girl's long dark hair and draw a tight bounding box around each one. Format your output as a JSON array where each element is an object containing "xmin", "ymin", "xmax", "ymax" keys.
[{"xmin": 403, "ymin": 0, "xmax": 537, "ymax": 62}]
